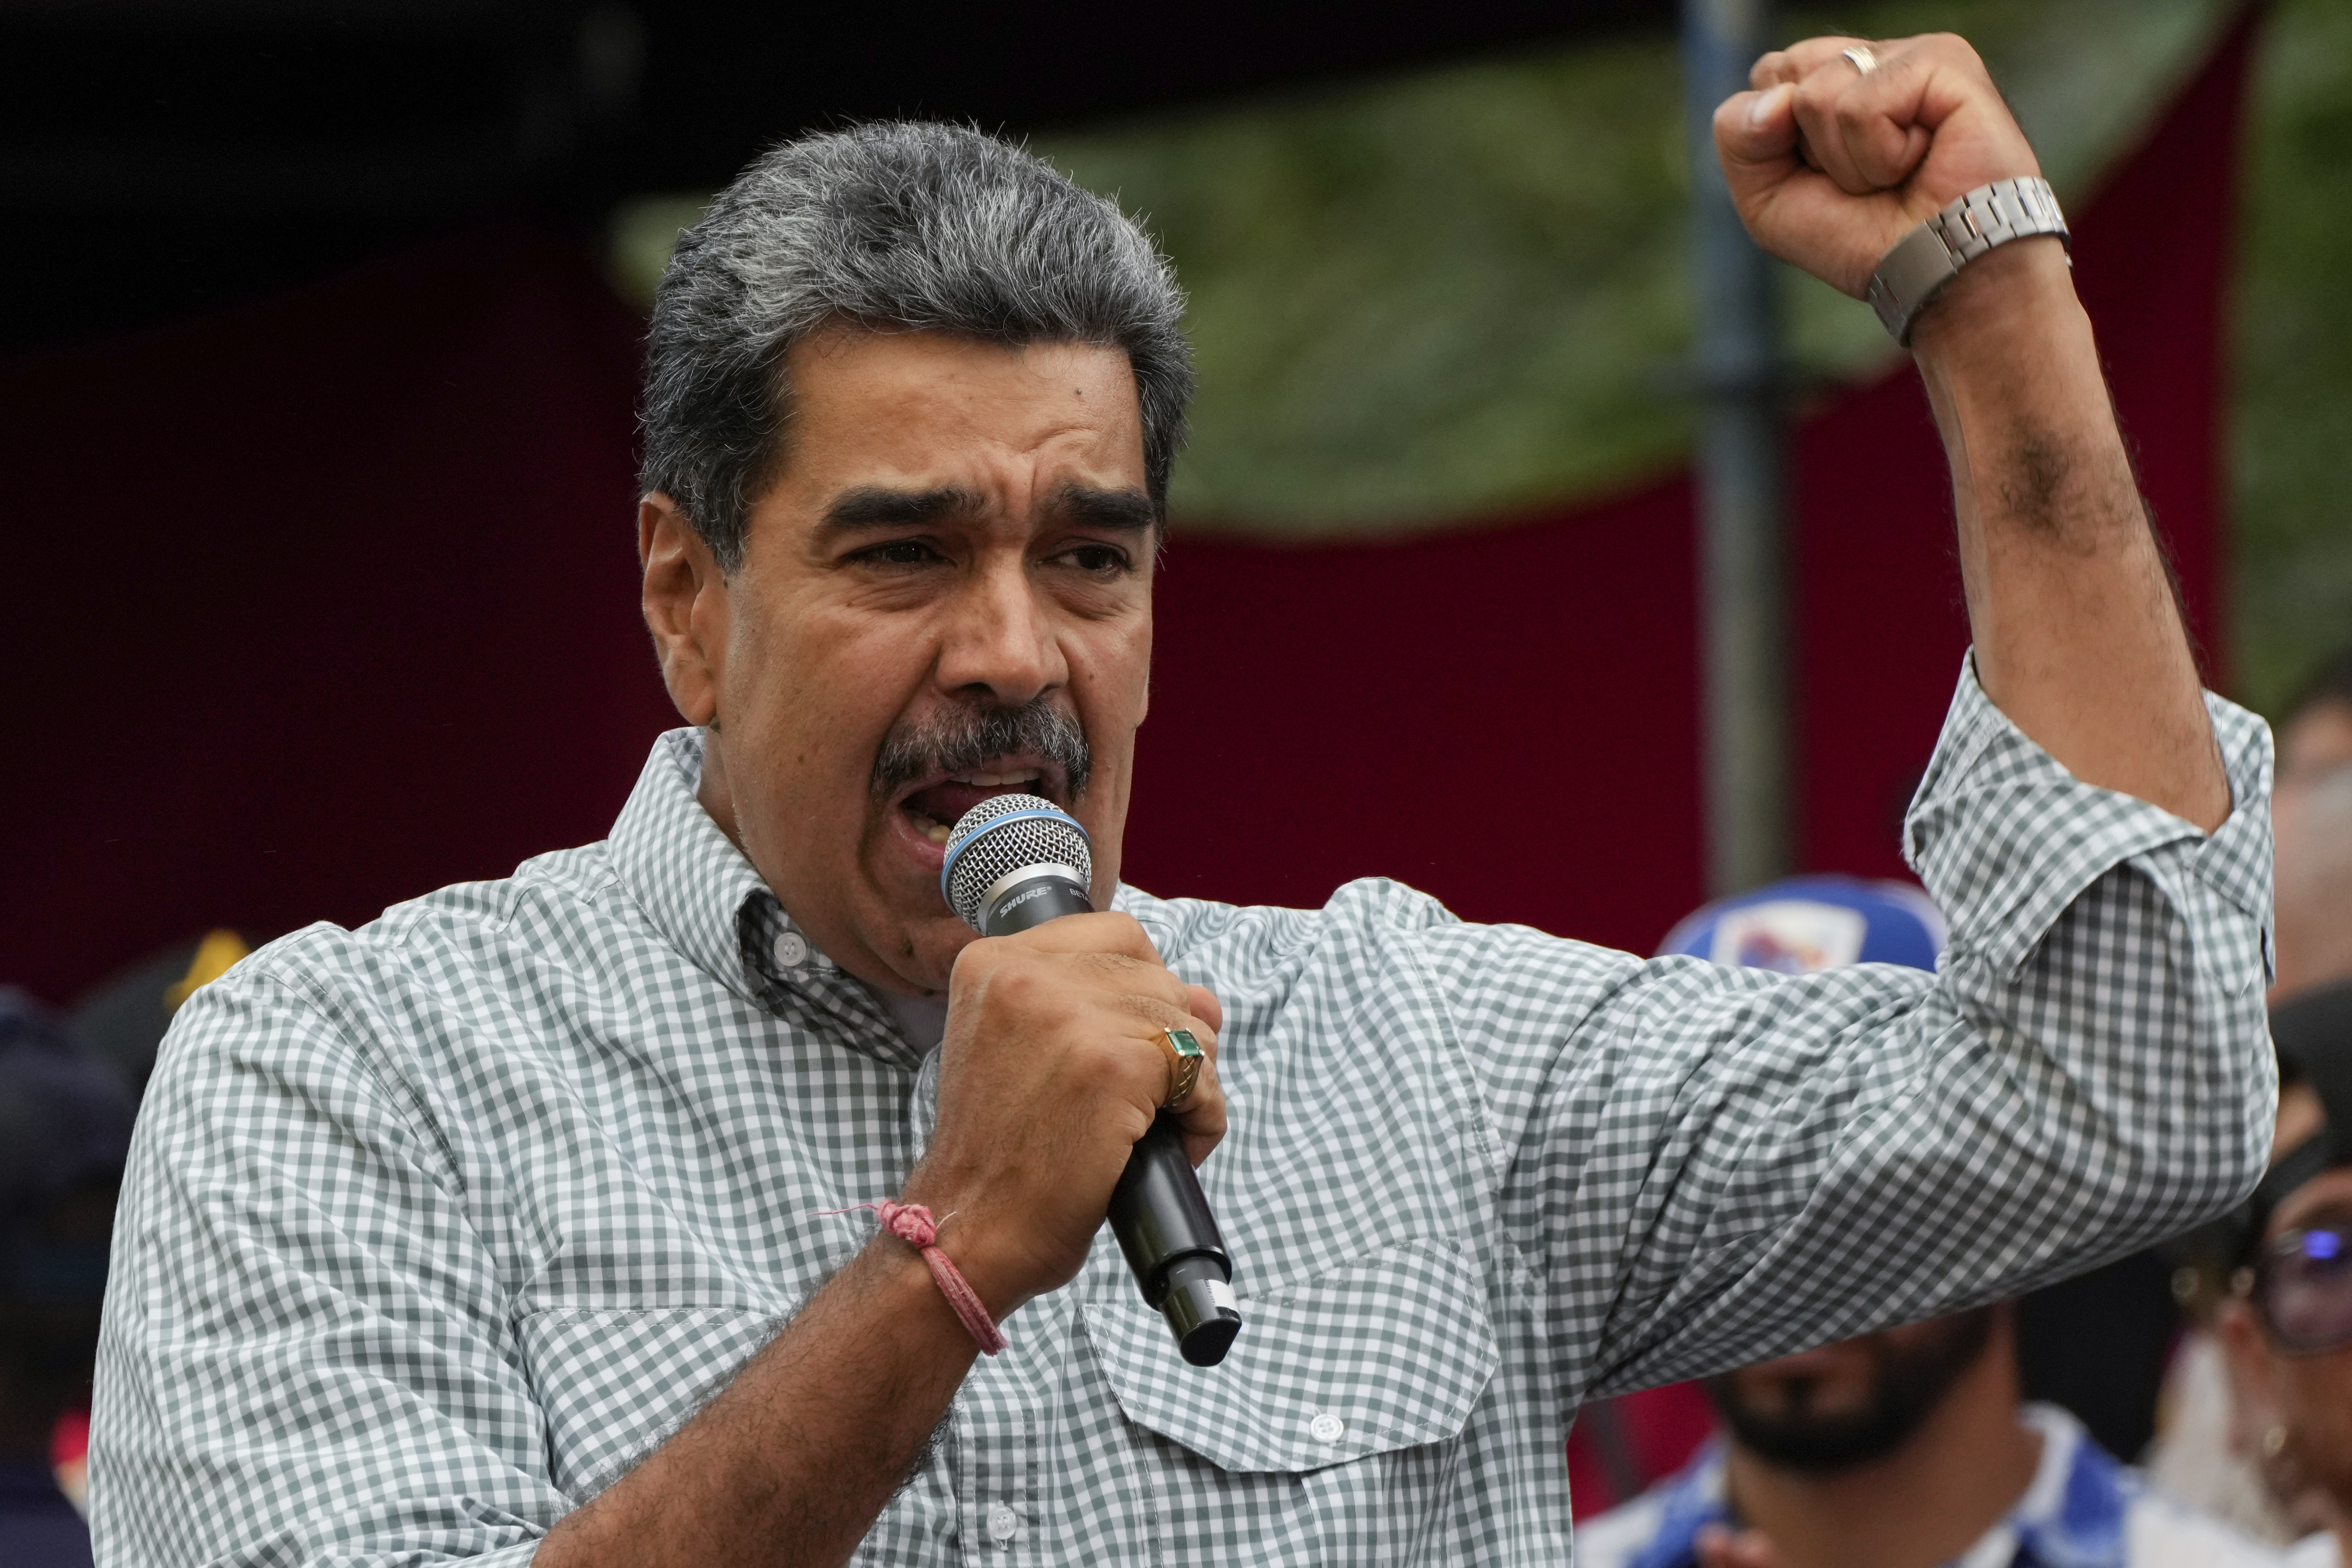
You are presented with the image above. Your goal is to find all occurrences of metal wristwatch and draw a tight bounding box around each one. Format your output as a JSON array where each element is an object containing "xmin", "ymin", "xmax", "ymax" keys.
[{"xmin": 1865, "ymin": 176, "xmax": 2070, "ymax": 346}]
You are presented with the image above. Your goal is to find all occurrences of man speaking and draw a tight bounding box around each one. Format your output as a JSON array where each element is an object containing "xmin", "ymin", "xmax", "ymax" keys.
[{"xmin": 92, "ymin": 34, "xmax": 2274, "ymax": 1567}]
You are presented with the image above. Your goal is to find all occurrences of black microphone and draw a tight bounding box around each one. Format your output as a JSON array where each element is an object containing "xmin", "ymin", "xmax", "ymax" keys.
[{"xmin": 940, "ymin": 793, "xmax": 1242, "ymax": 1367}]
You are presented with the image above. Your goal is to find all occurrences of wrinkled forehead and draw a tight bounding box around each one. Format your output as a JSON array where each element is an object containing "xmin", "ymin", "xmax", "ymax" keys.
[{"xmin": 778, "ymin": 329, "xmax": 1148, "ymax": 497}]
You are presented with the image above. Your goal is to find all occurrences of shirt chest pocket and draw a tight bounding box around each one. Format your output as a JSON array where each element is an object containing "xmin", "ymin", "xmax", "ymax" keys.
[{"xmin": 1078, "ymin": 1236, "xmax": 1500, "ymax": 1474}]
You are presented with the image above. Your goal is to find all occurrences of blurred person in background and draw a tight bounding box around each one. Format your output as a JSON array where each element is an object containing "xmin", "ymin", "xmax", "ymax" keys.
[
  {"xmin": 2275, "ymin": 649, "xmax": 2352, "ymax": 794},
  {"xmin": 2270, "ymin": 643, "xmax": 2352, "ymax": 1004},
  {"xmin": 2147, "ymin": 649, "xmax": 2352, "ymax": 1539},
  {"xmin": 0, "ymin": 989, "xmax": 134, "ymax": 1568},
  {"xmin": 24, "ymin": 930, "xmax": 245, "ymax": 1521},
  {"xmin": 68, "ymin": 929, "xmax": 248, "ymax": 1105},
  {"xmin": 2207, "ymin": 980, "xmax": 2352, "ymax": 1568},
  {"xmin": 1577, "ymin": 880, "xmax": 2284, "ymax": 1568}
]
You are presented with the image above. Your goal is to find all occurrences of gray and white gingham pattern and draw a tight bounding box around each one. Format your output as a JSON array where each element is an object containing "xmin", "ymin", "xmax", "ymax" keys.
[{"xmin": 91, "ymin": 660, "xmax": 2277, "ymax": 1566}]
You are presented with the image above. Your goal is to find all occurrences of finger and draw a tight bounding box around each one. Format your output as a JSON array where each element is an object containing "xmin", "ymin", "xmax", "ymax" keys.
[
  {"xmin": 1174, "ymin": 986, "xmax": 1227, "ymax": 1165},
  {"xmin": 1748, "ymin": 49, "xmax": 1797, "ymax": 91},
  {"xmin": 1820, "ymin": 45, "xmax": 1940, "ymax": 192},
  {"xmin": 964, "ymin": 946, "xmax": 1195, "ymax": 1030},
  {"xmin": 1084, "ymin": 990, "xmax": 1210, "ymax": 1080},
  {"xmin": 1715, "ymin": 81, "xmax": 1800, "ymax": 178},
  {"xmin": 1129, "ymin": 1006, "xmax": 1227, "ymax": 1163},
  {"xmin": 1106, "ymin": 983, "xmax": 1204, "ymax": 1043},
  {"xmin": 1087, "ymin": 996, "xmax": 1228, "ymax": 1159},
  {"xmin": 1006, "ymin": 910, "xmax": 1165, "ymax": 966},
  {"xmin": 1103, "ymin": 947, "xmax": 1209, "ymax": 1017},
  {"xmin": 1183, "ymin": 982, "xmax": 1224, "ymax": 1035},
  {"xmin": 1790, "ymin": 49, "xmax": 1895, "ymax": 196},
  {"xmin": 1170, "ymin": 1039, "xmax": 1227, "ymax": 1166},
  {"xmin": 1714, "ymin": 97, "xmax": 1888, "ymax": 293},
  {"xmin": 1764, "ymin": 35, "xmax": 1873, "ymax": 82}
]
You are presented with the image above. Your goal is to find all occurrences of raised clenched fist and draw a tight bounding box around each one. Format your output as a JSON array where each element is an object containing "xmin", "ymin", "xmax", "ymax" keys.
[{"xmin": 1713, "ymin": 34, "xmax": 2045, "ymax": 299}]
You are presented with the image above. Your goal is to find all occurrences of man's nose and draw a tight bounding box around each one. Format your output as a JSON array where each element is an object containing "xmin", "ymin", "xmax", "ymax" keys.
[{"xmin": 935, "ymin": 554, "xmax": 1065, "ymax": 707}]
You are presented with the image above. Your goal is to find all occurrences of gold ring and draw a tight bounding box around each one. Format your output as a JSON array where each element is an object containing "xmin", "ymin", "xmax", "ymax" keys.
[
  {"xmin": 1841, "ymin": 44, "xmax": 1879, "ymax": 76},
  {"xmin": 1163, "ymin": 1027, "xmax": 1204, "ymax": 1106}
]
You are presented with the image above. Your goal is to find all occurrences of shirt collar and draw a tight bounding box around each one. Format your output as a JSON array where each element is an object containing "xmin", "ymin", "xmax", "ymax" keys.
[
  {"xmin": 609, "ymin": 728, "xmax": 773, "ymax": 1004},
  {"xmin": 606, "ymin": 728, "xmax": 923, "ymax": 1068},
  {"xmin": 1620, "ymin": 1439, "xmax": 1731, "ymax": 1568},
  {"xmin": 1616, "ymin": 1405, "xmax": 2126, "ymax": 1568},
  {"xmin": 2003, "ymin": 1403, "xmax": 2129, "ymax": 1568}
]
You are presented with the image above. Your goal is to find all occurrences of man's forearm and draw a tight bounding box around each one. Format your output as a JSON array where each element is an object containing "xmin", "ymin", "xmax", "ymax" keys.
[
  {"xmin": 537, "ymin": 1236, "xmax": 978, "ymax": 1568},
  {"xmin": 1912, "ymin": 239, "xmax": 2230, "ymax": 832},
  {"xmin": 1713, "ymin": 35, "xmax": 2233, "ymax": 834}
]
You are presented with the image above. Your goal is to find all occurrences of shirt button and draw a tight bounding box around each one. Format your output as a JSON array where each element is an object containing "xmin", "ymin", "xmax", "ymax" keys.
[
  {"xmin": 986, "ymin": 1502, "xmax": 1020, "ymax": 1542},
  {"xmin": 772, "ymin": 932, "xmax": 810, "ymax": 969},
  {"xmin": 1309, "ymin": 1413, "xmax": 1345, "ymax": 1444}
]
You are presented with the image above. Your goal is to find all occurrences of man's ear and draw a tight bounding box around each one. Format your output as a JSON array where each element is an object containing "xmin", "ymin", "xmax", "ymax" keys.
[{"xmin": 639, "ymin": 493, "xmax": 729, "ymax": 728}]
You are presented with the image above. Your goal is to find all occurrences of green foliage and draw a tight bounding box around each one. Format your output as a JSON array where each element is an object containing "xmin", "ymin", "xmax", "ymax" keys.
[
  {"xmin": 2232, "ymin": 0, "xmax": 2352, "ymax": 713},
  {"xmin": 1039, "ymin": 38, "xmax": 1699, "ymax": 533},
  {"xmin": 1034, "ymin": 0, "xmax": 2226, "ymax": 535}
]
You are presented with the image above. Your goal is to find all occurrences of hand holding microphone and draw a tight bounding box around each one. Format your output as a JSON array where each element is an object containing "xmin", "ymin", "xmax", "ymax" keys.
[{"xmin": 895, "ymin": 795, "xmax": 1240, "ymax": 1366}]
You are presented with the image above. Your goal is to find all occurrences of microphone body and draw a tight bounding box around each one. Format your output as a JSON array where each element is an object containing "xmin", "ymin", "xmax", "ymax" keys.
[{"xmin": 943, "ymin": 797, "xmax": 1242, "ymax": 1368}]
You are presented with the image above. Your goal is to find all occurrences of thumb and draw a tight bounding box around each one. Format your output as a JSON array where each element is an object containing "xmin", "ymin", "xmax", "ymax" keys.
[{"xmin": 1713, "ymin": 82, "xmax": 1799, "ymax": 182}]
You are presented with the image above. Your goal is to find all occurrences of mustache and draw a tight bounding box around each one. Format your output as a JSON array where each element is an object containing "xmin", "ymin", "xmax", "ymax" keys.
[{"xmin": 870, "ymin": 698, "xmax": 1093, "ymax": 803}]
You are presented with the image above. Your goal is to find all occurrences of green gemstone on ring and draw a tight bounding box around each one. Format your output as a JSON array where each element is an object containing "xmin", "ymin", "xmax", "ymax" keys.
[{"xmin": 1166, "ymin": 1027, "xmax": 1204, "ymax": 1058}]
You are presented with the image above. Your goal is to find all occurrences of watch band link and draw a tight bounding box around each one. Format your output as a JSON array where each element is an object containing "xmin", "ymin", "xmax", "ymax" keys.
[{"xmin": 1865, "ymin": 176, "xmax": 2070, "ymax": 345}]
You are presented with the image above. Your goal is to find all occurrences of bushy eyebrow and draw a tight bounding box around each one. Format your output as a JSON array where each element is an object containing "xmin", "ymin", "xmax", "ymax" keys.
[
  {"xmin": 1046, "ymin": 484, "xmax": 1157, "ymax": 533},
  {"xmin": 820, "ymin": 485, "xmax": 988, "ymax": 530},
  {"xmin": 818, "ymin": 483, "xmax": 1157, "ymax": 534}
]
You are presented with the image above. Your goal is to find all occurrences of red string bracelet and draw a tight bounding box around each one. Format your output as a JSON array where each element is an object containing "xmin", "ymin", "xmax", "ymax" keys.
[{"xmin": 822, "ymin": 1200, "xmax": 1007, "ymax": 1355}]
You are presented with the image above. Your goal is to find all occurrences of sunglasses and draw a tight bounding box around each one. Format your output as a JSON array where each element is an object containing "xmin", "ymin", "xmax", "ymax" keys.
[{"xmin": 2241, "ymin": 1218, "xmax": 2352, "ymax": 1355}]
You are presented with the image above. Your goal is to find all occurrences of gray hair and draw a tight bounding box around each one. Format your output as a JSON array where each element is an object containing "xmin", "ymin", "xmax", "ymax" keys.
[{"xmin": 639, "ymin": 121, "xmax": 1192, "ymax": 571}]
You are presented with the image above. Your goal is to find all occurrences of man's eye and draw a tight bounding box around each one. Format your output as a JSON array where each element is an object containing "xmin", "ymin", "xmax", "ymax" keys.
[
  {"xmin": 859, "ymin": 539, "xmax": 944, "ymax": 568},
  {"xmin": 1057, "ymin": 544, "xmax": 1132, "ymax": 575}
]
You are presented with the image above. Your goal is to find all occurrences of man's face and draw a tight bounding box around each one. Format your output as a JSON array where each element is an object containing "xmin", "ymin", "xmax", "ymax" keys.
[
  {"xmin": 2251, "ymin": 1168, "xmax": 2352, "ymax": 1489},
  {"xmin": 1706, "ymin": 1307, "xmax": 1999, "ymax": 1473},
  {"xmin": 2218, "ymin": 1090, "xmax": 2352, "ymax": 1529},
  {"xmin": 639, "ymin": 330, "xmax": 1154, "ymax": 995},
  {"xmin": 2280, "ymin": 698, "xmax": 2352, "ymax": 790},
  {"xmin": 2270, "ymin": 743, "xmax": 2352, "ymax": 999}
]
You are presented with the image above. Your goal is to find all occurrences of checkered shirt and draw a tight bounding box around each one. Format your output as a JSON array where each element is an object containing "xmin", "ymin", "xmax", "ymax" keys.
[{"xmin": 91, "ymin": 660, "xmax": 2277, "ymax": 1566}]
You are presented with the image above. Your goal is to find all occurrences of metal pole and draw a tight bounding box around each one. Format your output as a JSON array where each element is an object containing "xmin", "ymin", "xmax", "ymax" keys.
[{"xmin": 1680, "ymin": 0, "xmax": 1790, "ymax": 897}]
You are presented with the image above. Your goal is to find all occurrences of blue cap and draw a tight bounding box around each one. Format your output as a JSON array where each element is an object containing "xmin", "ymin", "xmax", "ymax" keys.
[{"xmin": 1656, "ymin": 875, "xmax": 1945, "ymax": 974}]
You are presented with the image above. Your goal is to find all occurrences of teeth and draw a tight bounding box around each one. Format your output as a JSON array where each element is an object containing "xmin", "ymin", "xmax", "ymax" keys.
[
  {"xmin": 926, "ymin": 822, "xmax": 951, "ymax": 845},
  {"xmin": 948, "ymin": 770, "xmax": 1043, "ymax": 788}
]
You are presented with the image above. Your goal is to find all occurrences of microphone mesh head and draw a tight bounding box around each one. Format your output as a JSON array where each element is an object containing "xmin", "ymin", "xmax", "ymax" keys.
[{"xmin": 941, "ymin": 793, "xmax": 1093, "ymax": 930}]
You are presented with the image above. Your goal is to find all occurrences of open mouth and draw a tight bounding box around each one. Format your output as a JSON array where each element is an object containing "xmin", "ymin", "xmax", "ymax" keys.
[{"xmin": 895, "ymin": 761, "xmax": 1063, "ymax": 847}]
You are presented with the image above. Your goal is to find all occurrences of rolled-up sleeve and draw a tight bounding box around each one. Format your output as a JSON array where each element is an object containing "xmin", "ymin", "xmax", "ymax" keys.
[
  {"xmin": 91, "ymin": 964, "xmax": 561, "ymax": 1567},
  {"xmin": 1445, "ymin": 657, "xmax": 2275, "ymax": 1397}
]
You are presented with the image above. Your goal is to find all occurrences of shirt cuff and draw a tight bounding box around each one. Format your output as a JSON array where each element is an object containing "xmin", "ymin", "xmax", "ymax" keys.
[{"xmin": 1901, "ymin": 652, "xmax": 2274, "ymax": 980}]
